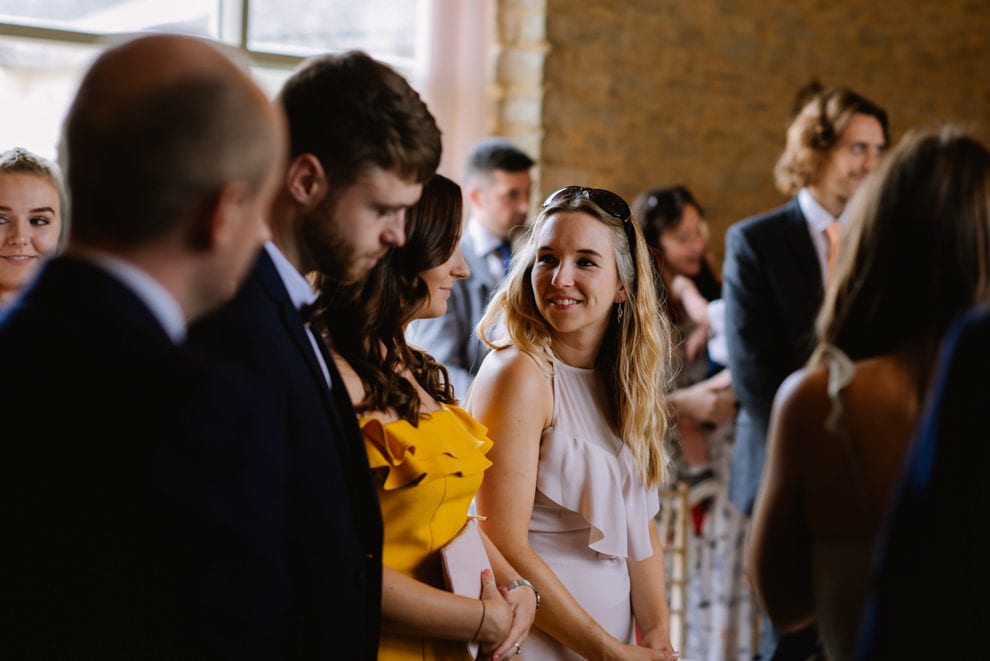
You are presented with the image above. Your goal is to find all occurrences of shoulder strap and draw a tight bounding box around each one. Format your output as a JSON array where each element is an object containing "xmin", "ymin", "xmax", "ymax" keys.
[{"xmin": 821, "ymin": 344, "xmax": 875, "ymax": 518}]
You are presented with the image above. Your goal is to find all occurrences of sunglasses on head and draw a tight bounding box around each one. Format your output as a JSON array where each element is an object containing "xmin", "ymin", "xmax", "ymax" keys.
[
  {"xmin": 542, "ymin": 186, "xmax": 632, "ymax": 222},
  {"xmin": 541, "ymin": 185, "xmax": 639, "ymax": 294}
]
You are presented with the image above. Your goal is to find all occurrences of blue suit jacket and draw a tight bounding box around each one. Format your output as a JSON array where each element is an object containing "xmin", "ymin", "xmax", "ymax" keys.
[
  {"xmin": 189, "ymin": 250, "xmax": 383, "ymax": 660},
  {"xmin": 406, "ymin": 231, "xmax": 500, "ymax": 399},
  {"xmin": 1, "ymin": 256, "xmax": 288, "ymax": 659},
  {"xmin": 722, "ymin": 198, "xmax": 824, "ymax": 514},
  {"xmin": 856, "ymin": 304, "xmax": 990, "ymax": 659}
]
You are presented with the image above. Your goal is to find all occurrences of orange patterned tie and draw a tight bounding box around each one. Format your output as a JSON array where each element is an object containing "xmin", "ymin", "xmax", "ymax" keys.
[{"xmin": 824, "ymin": 221, "xmax": 842, "ymax": 281}]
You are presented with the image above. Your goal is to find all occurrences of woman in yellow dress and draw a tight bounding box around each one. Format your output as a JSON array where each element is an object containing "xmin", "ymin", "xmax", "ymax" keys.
[{"xmin": 321, "ymin": 173, "xmax": 538, "ymax": 660}]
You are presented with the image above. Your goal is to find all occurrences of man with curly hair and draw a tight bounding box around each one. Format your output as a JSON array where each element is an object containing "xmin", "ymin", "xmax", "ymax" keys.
[{"xmin": 723, "ymin": 86, "xmax": 887, "ymax": 660}]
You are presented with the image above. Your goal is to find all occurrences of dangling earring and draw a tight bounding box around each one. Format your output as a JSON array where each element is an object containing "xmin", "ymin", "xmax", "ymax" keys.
[{"xmin": 616, "ymin": 302, "xmax": 624, "ymax": 324}]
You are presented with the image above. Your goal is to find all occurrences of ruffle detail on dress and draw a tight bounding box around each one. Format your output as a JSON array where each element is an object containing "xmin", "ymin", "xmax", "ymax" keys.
[
  {"xmin": 820, "ymin": 343, "xmax": 855, "ymax": 436},
  {"xmin": 536, "ymin": 427, "xmax": 660, "ymax": 561},
  {"xmin": 361, "ymin": 405, "xmax": 493, "ymax": 491}
]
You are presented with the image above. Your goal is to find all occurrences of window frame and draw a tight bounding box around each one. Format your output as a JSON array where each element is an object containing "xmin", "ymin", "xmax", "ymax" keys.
[{"xmin": 0, "ymin": 0, "xmax": 419, "ymax": 72}]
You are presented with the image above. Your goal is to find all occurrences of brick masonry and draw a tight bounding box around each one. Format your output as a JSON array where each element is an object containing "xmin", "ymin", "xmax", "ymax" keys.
[{"xmin": 492, "ymin": 0, "xmax": 990, "ymax": 262}]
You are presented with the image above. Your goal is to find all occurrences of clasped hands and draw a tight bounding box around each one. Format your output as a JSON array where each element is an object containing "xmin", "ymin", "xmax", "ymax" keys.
[{"xmin": 475, "ymin": 569, "xmax": 537, "ymax": 660}]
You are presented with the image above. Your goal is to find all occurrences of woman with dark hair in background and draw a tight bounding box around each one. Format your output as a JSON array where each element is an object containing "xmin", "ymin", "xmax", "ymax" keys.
[{"xmin": 636, "ymin": 185, "xmax": 751, "ymax": 661}]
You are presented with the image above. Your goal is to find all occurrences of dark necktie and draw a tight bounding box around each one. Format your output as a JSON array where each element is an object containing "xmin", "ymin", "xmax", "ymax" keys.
[
  {"xmin": 495, "ymin": 241, "xmax": 512, "ymax": 277},
  {"xmin": 299, "ymin": 301, "xmax": 320, "ymax": 328}
]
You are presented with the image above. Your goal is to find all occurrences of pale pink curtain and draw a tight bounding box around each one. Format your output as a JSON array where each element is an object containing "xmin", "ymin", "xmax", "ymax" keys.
[{"xmin": 414, "ymin": 0, "xmax": 495, "ymax": 183}]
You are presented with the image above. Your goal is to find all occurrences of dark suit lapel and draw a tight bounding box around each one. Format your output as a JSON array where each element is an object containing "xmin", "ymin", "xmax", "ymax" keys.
[
  {"xmin": 311, "ymin": 306, "xmax": 383, "ymax": 549},
  {"xmin": 781, "ymin": 199, "xmax": 825, "ymax": 299},
  {"xmin": 252, "ymin": 252, "xmax": 376, "ymax": 517},
  {"xmin": 282, "ymin": 303, "xmax": 335, "ymax": 404},
  {"xmin": 310, "ymin": 326, "xmax": 353, "ymax": 420},
  {"xmin": 312, "ymin": 327, "xmax": 372, "ymax": 472},
  {"xmin": 253, "ymin": 252, "xmax": 339, "ymax": 415},
  {"xmin": 321, "ymin": 346, "xmax": 364, "ymax": 447}
]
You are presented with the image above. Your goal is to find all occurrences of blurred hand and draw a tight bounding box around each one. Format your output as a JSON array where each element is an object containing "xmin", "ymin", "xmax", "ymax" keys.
[
  {"xmin": 604, "ymin": 641, "xmax": 676, "ymax": 660},
  {"xmin": 705, "ymin": 367, "xmax": 733, "ymax": 391},
  {"xmin": 639, "ymin": 625, "xmax": 679, "ymax": 661},
  {"xmin": 676, "ymin": 376, "xmax": 737, "ymax": 426},
  {"xmin": 684, "ymin": 323, "xmax": 710, "ymax": 364}
]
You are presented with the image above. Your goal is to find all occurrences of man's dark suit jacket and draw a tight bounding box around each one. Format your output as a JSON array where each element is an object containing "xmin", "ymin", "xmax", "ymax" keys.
[
  {"xmin": 189, "ymin": 249, "xmax": 384, "ymax": 660},
  {"xmin": 857, "ymin": 304, "xmax": 990, "ymax": 659},
  {"xmin": 723, "ymin": 198, "xmax": 824, "ymax": 515},
  {"xmin": 724, "ymin": 199, "xmax": 826, "ymax": 660},
  {"xmin": 1, "ymin": 256, "xmax": 288, "ymax": 659}
]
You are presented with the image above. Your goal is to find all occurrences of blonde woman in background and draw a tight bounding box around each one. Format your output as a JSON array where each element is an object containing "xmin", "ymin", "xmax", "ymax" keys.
[{"xmin": 0, "ymin": 147, "xmax": 65, "ymax": 308}]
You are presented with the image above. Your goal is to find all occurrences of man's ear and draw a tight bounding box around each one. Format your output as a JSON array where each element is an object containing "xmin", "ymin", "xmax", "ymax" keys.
[
  {"xmin": 193, "ymin": 180, "xmax": 250, "ymax": 252},
  {"xmin": 285, "ymin": 153, "xmax": 327, "ymax": 210},
  {"xmin": 467, "ymin": 185, "xmax": 486, "ymax": 211}
]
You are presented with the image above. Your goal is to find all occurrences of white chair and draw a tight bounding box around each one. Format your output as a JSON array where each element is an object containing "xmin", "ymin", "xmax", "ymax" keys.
[{"xmin": 657, "ymin": 482, "xmax": 690, "ymax": 653}]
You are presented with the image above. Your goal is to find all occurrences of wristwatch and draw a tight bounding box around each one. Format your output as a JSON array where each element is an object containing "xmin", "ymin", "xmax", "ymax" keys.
[{"xmin": 506, "ymin": 578, "xmax": 541, "ymax": 609}]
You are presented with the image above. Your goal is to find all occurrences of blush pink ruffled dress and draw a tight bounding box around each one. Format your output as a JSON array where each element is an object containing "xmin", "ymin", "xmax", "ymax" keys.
[{"xmin": 525, "ymin": 358, "xmax": 660, "ymax": 659}]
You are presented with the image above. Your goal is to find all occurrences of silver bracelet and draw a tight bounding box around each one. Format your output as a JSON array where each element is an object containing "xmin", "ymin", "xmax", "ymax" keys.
[{"xmin": 506, "ymin": 578, "xmax": 541, "ymax": 610}]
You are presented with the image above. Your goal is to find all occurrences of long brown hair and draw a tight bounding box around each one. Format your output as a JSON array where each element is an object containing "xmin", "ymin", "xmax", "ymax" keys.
[
  {"xmin": 320, "ymin": 173, "xmax": 463, "ymax": 423},
  {"xmin": 813, "ymin": 125, "xmax": 990, "ymax": 398}
]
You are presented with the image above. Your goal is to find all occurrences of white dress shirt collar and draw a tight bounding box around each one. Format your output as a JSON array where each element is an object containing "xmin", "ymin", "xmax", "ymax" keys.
[
  {"xmin": 265, "ymin": 242, "xmax": 318, "ymax": 310},
  {"xmin": 797, "ymin": 188, "xmax": 843, "ymax": 233}
]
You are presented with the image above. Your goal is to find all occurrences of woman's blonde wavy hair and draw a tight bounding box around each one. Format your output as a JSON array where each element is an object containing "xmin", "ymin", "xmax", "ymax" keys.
[{"xmin": 478, "ymin": 191, "xmax": 675, "ymax": 487}]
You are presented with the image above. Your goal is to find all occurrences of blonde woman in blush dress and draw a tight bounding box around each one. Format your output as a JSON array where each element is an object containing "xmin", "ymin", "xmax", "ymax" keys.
[{"xmin": 468, "ymin": 186, "xmax": 679, "ymax": 660}]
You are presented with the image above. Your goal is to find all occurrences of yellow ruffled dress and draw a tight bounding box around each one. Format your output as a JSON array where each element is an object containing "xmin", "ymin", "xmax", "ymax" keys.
[{"xmin": 360, "ymin": 404, "xmax": 493, "ymax": 661}]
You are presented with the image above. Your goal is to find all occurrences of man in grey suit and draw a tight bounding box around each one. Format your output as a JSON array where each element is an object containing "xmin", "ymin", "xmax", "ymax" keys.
[
  {"xmin": 722, "ymin": 86, "xmax": 887, "ymax": 660},
  {"xmin": 406, "ymin": 137, "xmax": 534, "ymax": 398}
]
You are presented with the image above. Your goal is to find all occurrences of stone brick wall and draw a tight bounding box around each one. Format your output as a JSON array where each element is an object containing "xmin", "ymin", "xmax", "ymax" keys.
[
  {"xmin": 493, "ymin": 0, "xmax": 990, "ymax": 262},
  {"xmin": 492, "ymin": 0, "xmax": 548, "ymax": 196}
]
